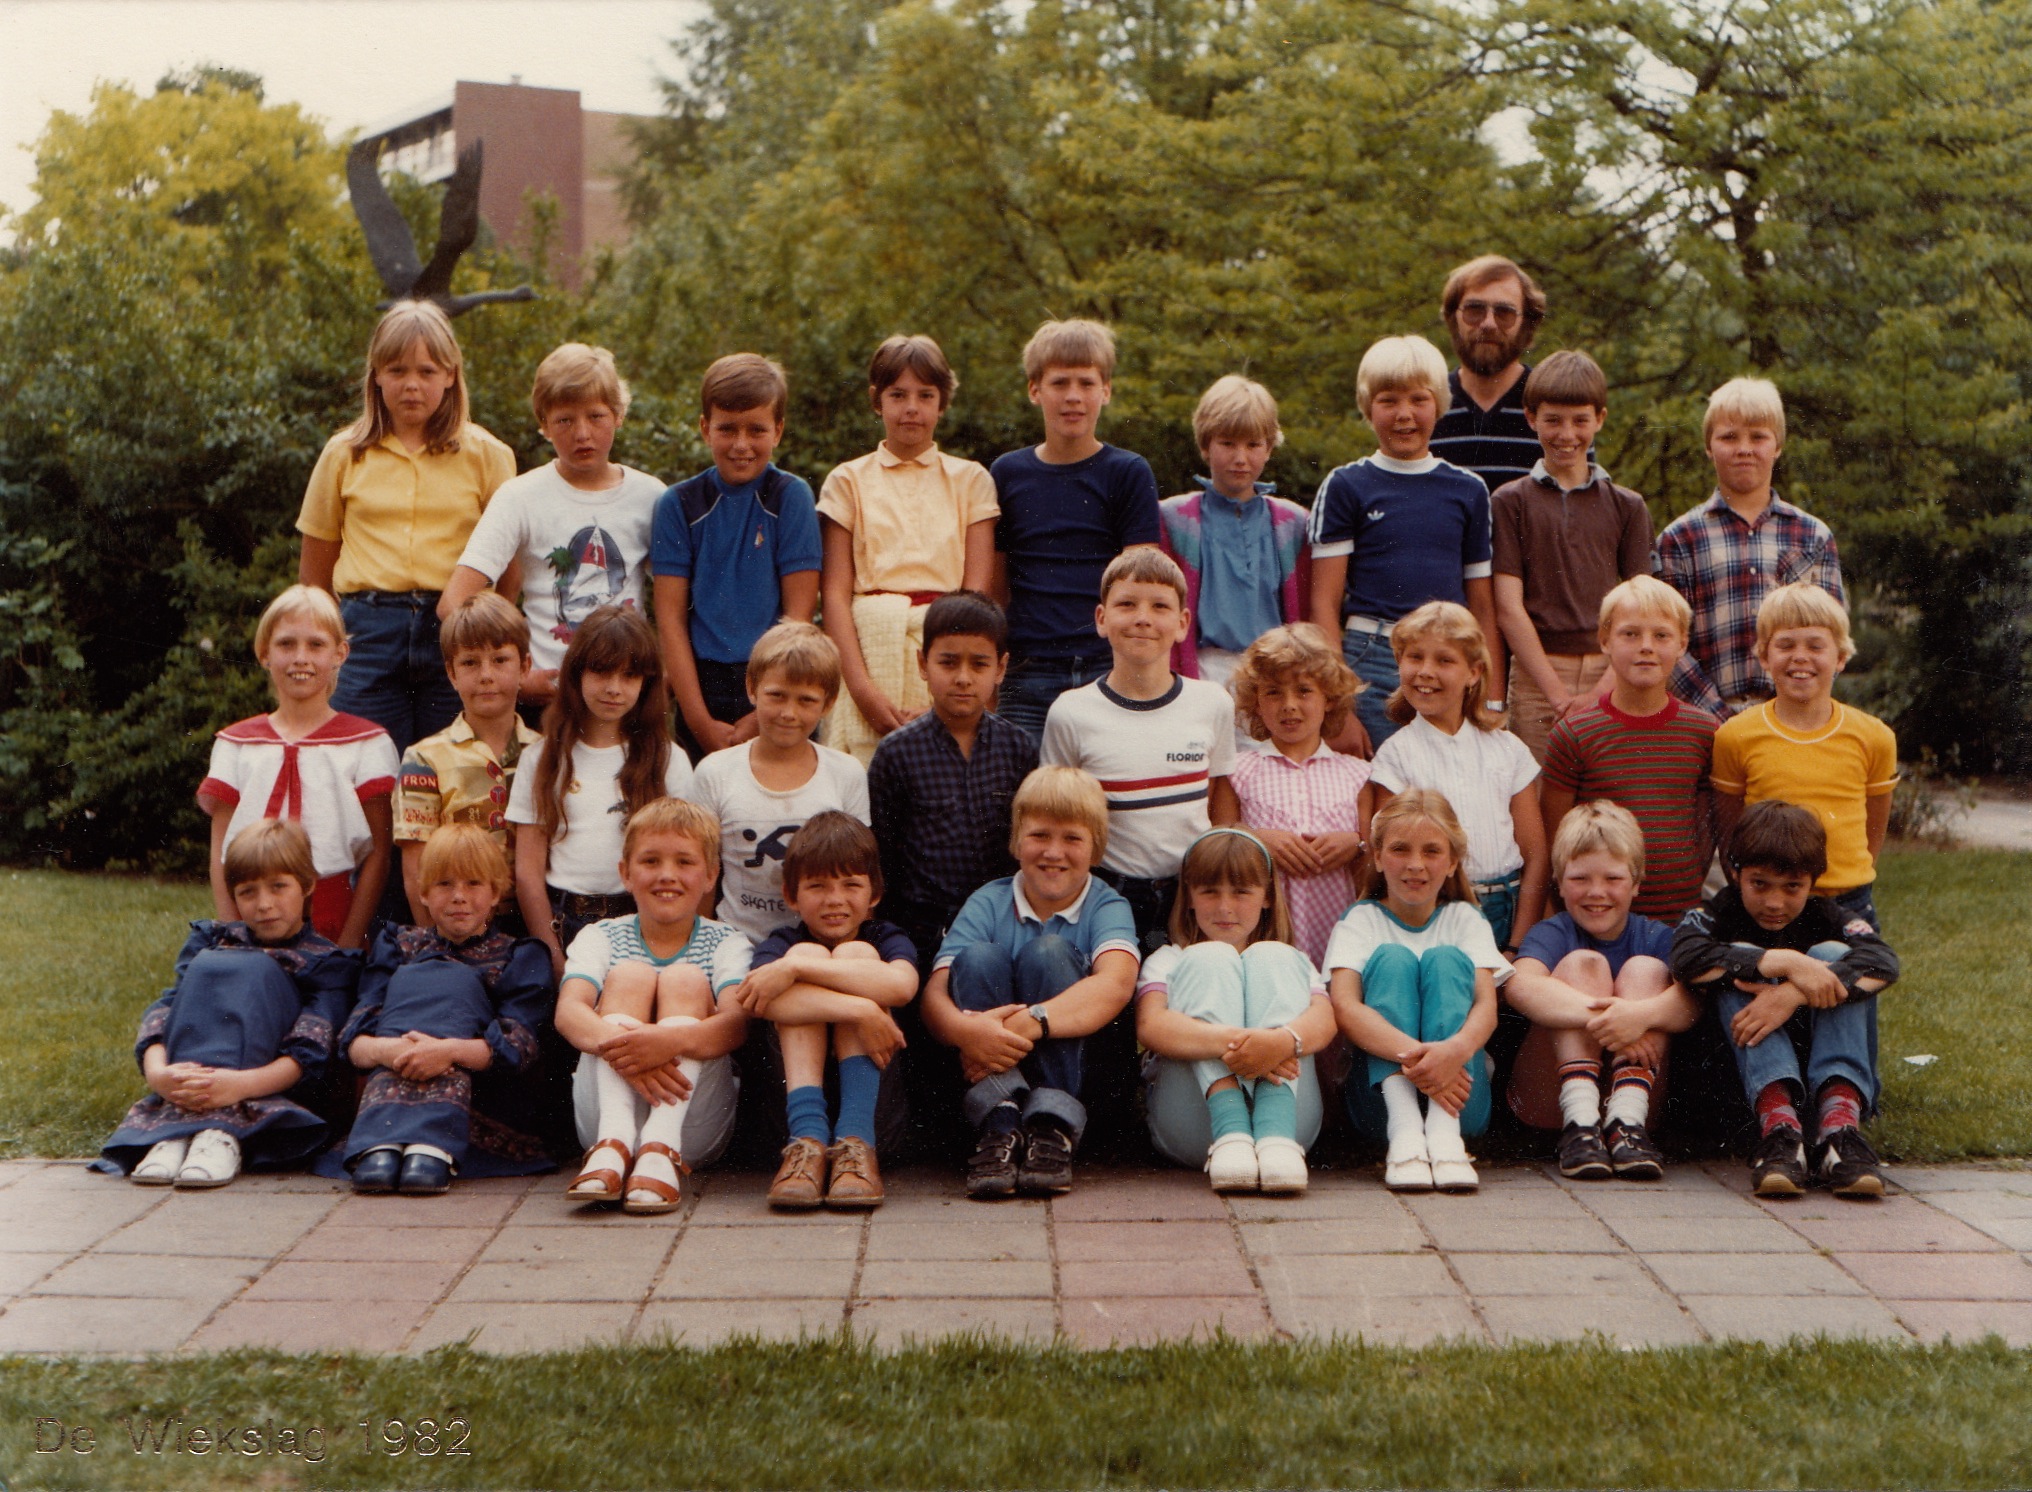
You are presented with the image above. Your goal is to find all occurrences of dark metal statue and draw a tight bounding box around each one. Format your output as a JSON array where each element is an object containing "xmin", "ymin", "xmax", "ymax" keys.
[{"xmin": 346, "ymin": 138, "xmax": 536, "ymax": 316}]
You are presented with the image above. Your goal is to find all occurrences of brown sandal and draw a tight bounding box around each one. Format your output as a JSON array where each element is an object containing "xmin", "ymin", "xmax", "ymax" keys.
[
  {"xmin": 567, "ymin": 1138, "xmax": 631, "ymax": 1202},
  {"xmin": 622, "ymin": 1140, "xmax": 688, "ymax": 1215}
]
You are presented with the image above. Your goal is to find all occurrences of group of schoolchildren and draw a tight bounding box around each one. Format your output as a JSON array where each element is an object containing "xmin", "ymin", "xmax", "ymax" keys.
[{"xmin": 102, "ymin": 252, "xmax": 1905, "ymax": 1221}]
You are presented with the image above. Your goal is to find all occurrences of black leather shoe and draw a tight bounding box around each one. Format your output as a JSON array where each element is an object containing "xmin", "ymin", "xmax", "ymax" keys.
[
  {"xmin": 351, "ymin": 1147, "xmax": 401, "ymax": 1194},
  {"xmin": 397, "ymin": 1152, "xmax": 453, "ymax": 1195},
  {"xmin": 1016, "ymin": 1121, "xmax": 1075, "ymax": 1195}
]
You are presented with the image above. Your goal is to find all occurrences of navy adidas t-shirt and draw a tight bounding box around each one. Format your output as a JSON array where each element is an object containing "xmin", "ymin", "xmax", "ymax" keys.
[
  {"xmin": 1517, "ymin": 910, "xmax": 1674, "ymax": 977},
  {"xmin": 991, "ymin": 444, "xmax": 1161, "ymax": 662},
  {"xmin": 1307, "ymin": 453, "xmax": 1492, "ymax": 623}
]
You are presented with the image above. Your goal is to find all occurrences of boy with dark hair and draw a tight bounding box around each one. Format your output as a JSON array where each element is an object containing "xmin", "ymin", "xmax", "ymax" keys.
[
  {"xmin": 990, "ymin": 319, "xmax": 1163, "ymax": 740},
  {"xmin": 1490, "ymin": 349, "xmax": 1654, "ymax": 761},
  {"xmin": 734, "ymin": 811, "xmax": 918, "ymax": 1211},
  {"xmin": 1670, "ymin": 801, "xmax": 1898, "ymax": 1199},
  {"xmin": 867, "ymin": 590, "xmax": 1039, "ymax": 968},
  {"xmin": 652, "ymin": 353, "xmax": 822, "ymax": 757}
]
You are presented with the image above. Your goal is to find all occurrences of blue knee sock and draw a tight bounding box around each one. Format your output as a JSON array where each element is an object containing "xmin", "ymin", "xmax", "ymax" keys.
[
  {"xmin": 1250, "ymin": 1080, "xmax": 1298, "ymax": 1142},
  {"xmin": 1206, "ymin": 1085, "xmax": 1251, "ymax": 1142},
  {"xmin": 835, "ymin": 1056, "xmax": 881, "ymax": 1145},
  {"xmin": 786, "ymin": 1084, "xmax": 831, "ymax": 1144}
]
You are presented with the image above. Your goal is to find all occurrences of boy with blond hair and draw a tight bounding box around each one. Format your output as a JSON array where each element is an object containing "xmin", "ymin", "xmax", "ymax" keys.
[
  {"xmin": 1490, "ymin": 350, "xmax": 1654, "ymax": 760},
  {"xmin": 923, "ymin": 766, "xmax": 1140, "ymax": 1198},
  {"xmin": 679, "ymin": 622, "xmax": 869, "ymax": 944},
  {"xmin": 1711, "ymin": 584, "xmax": 1897, "ymax": 929},
  {"xmin": 395, "ymin": 591, "xmax": 540, "ymax": 925},
  {"xmin": 1158, "ymin": 375, "xmax": 1311, "ymax": 693},
  {"xmin": 1540, "ymin": 576, "xmax": 1719, "ymax": 922},
  {"xmin": 1042, "ymin": 548, "xmax": 1238, "ymax": 949},
  {"xmin": 1309, "ymin": 334, "xmax": 1500, "ymax": 750},
  {"xmin": 443, "ymin": 343, "xmax": 666, "ymax": 714},
  {"xmin": 653, "ymin": 354, "xmax": 822, "ymax": 756},
  {"xmin": 991, "ymin": 319, "xmax": 1162, "ymax": 739},
  {"xmin": 1658, "ymin": 378, "xmax": 1844, "ymax": 720}
]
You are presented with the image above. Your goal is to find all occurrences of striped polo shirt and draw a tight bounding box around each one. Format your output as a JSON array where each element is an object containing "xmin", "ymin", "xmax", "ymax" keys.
[
  {"xmin": 1040, "ymin": 675, "xmax": 1238, "ymax": 881},
  {"xmin": 1542, "ymin": 695, "xmax": 1719, "ymax": 918}
]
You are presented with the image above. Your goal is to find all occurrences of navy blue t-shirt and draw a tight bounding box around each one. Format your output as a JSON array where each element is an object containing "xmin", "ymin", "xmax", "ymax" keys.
[
  {"xmin": 752, "ymin": 918, "xmax": 918, "ymax": 972},
  {"xmin": 991, "ymin": 444, "xmax": 1161, "ymax": 662},
  {"xmin": 1306, "ymin": 453, "xmax": 1492, "ymax": 623},
  {"xmin": 650, "ymin": 465, "xmax": 822, "ymax": 665},
  {"xmin": 1517, "ymin": 910, "xmax": 1674, "ymax": 977}
]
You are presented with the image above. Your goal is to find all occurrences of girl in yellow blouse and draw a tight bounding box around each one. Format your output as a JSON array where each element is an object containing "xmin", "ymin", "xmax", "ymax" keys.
[
  {"xmin": 818, "ymin": 335, "xmax": 999, "ymax": 764},
  {"xmin": 297, "ymin": 300, "xmax": 515, "ymax": 752}
]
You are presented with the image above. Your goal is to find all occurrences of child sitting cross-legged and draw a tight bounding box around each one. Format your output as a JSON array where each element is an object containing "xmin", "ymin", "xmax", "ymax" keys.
[
  {"xmin": 101, "ymin": 820, "xmax": 360, "ymax": 1187},
  {"xmin": 1504, "ymin": 801, "xmax": 1698, "ymax": 1181},
  {"xmin": 736, "ymin": 812, "xmax": 919, "ymax": 1211},
  {"xmin": 558, "ymin": 798, "xmax": 752, "ymax": 1213},
  {"xmin": 1136, "ymin": 829, "xmax": 1337, "ymax": 1196},
  {"xmin": 334, "ymin": 824, "xmax": 554, "ymax": 1196},
  {"xmin": 923, "ymin": 767, "xmax": 1141, "ymax": 1200},
  {"xmin": 1328, "ymin": 789, "xmax": 1509, "ymax": 1193},
  {"xmin": 1670, "ymin": 801, "xmax": 1899, "ymax": 1199}
]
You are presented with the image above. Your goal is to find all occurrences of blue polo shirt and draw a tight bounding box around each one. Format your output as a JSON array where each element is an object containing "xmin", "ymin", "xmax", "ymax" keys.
[
  {"xmin": 1307, "ymin": 452, "xmax": 1492, "ymax": 623},
  {"xmin": 1516, "ymin": 910, "xmax": 1674, "ymax": 977},
  {"xmin": 650, "ymin": 465, "xmax": 822, "ymax": 665},
  {"xmin": 991, "ymin": 444, "xmax": 1161, "ymax": 663},
  {"xmin": 933, "ymin": 873, "xmax": 1140, "ymax": 973}
]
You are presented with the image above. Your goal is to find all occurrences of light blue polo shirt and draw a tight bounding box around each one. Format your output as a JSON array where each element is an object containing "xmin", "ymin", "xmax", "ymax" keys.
[{"xmin": 933, "ymin": 874, "xmax": 1140, "ymax": 972}]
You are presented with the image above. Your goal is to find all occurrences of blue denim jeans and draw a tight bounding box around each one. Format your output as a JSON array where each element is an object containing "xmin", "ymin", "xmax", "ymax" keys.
[
  {"xmin": 1831, "ymin": 883, "xmax": 1881, "ymax": 934},
  {"xmin": 1475, "ymin": 877, "xmax": 1521, "ymax": 950},
  {"xmin": 997, "ymin": 654, "xmax": 1111, "ymax": 744},
  {"xmin": 332, "ymin": 591, "xmax": 461, "ymax": 754},
  {"xmin": 948, "ymin": 935, "xmax": 1091, "ymax": 1142},
  {"xmin": 1341, "ymin": 629, "xmax": 1401, "ymax": 751},
  {"xmin": 1715, "ymin": 940, "xmax": 1880, "ymax": 1113}
]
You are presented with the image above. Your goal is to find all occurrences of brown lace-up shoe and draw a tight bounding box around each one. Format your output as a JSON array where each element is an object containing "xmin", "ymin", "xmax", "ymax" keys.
[
  {"xmin": 767, "ymin": 1136, "xmax": 828, "ymax": 1211},
  {"xmin": 824, "ymin": 1136, "xmax": 885, "ymax": 1209}
]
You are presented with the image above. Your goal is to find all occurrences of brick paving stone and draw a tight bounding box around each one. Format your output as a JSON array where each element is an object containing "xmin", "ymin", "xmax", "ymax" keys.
[
  {"xmin": 1772, "ymin": 1197, "xmax": 2011, "ymax": 1253},
  {"xmin": 655, "ymin": 1252, "xmax": 857, "ymax": 1300},
  {"xmin": 0, "ymin": 1252, "xmax": 68, "ymax": 1296},
  {"xmin": 29, "ymin": 1252, "xmax": 262, "ymax": 1302},
  {"xmin": 1641, "ymin": 1251, "xmax": 1866, "ymax": 1297},
  {"xmin": 1595, "ymin": 1213, "xmax": 1813, "ymax": 1254},
  {"xmin": 1252, "ymin": 1251, "xmax": 1457, "ymax": 1299},
  {"xmin": 1556, "ymin": 1175, "xmax": 1761, "ymax": 1215},
  {"xmin": 0, "ymin": 1190, "xmax": 163, "ymax": 1252},
  {"xmin": 325, "ymin": 1185, "xmax": 528, "ymax": 1229},
  {"xmin": 1053, "ymin": 1219, "xmax": 1237, "ymax": 1262},
  {"xmin": 1048, "ymin": 1170, "xmax": 1228, "ymax": 1222},
  {"xmin": 447, "ymin": 1255, "xmax": 665, "ymax": 1304},
  {"xmin": 637, "ymin": 1298, "xmax": 847, "ymax": 1345},
  {"xmin": 477, "ymin": 1225, "xmax": 676, "ymax": 1267},
  {"xmin": 1888, "ymin": 1299, "xmax": 2032, "ymax": 1346},
  {"xmin": 680, "ymin": 1170, "xmax": 778, "ymax": 1219},
  {"xmin": 1449, "ymin": 1251, "xmax": 1662, "ymax": 1297},
  {"xmin": 1424, "ymin": 1176, "xmax": 1595, "ymax": 1217},
  {"xmin": 1236, "ymin": 1215, "xmax": 1431, "ymax": 1254},
  {"xmin": 0, "ymin": 1295, "xmax": 216, "ymax": 1353},
  {"xmin": 0, "ymin": 1161, "xmax": 49, "ymax": 1189},
  {"xmin": 287, "ymin": 1225, "xmax": 494, "ymax": 1263},
  {"xmin": 856, "ymin": 1258, "xmax": 1054, "ymax": 1299},
  {"xmin": 96, "ymin": 1192, "xmax": 339, "ymax": 1257},
  {"xmin": 1406, "ymin": 1207, "xmax": 1623, "ymax": 1254},
  {"xmin": 187, "ymin": 1298, "xmax": 413, "ymax": 1353},
  {"xmin": 1831, "ymin": 1251, "xmax": 2032, "ymax": 1300},
  {"xmin": 1061, "ymin": 1293, "xmax": 1274, "ymax": 1346},
  {"xmin": 409, "ymin": 1301, "xmax": 636, "ymax": 1353},
  {"xmin": 863, "ymin": 1219, "xmax": 1049, "ymax": 1261},
  {"xmin": 849, "ymin": 1297, "xmax": 1057, "ymax": 1347},
  {"xmin": 505, "ymin": 1186, "xmax": 685, "ymax": 1227},
  {"xmin": 1889, "ymin": 1167, "xmax": 2032, "ymax": 1194},
  {"xmin": 1477, "ymin": 1293, "xmax": 1705, "ymax": 1346},
  {"xmin": 1271, "ymin": 1293, "xmax": 1486, "ymax": 1345},
  {"xmin": 1683, "ymin": 1294, "xmax": 1912, "ymax": 1344},
  {"xmin": 1059, "ymin": 1254, "xmax": 1256, "ymax": 1298},
  {"xmin": 674, "ymin": 1220, "xmax": 861, "ymax": 1262},
  {"xmin": 243, "ymin": 1258, "xmax": 464, "ymax": 1302}
]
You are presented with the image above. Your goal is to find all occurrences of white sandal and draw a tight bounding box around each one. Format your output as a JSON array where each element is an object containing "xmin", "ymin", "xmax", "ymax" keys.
[
  {"xmin": 174, "ymin": 1130, "xmax": 241, "ymax": 1189},
  {"xmin": 1254, "ymin": 1136, "xmax": 1311, "ymax": 1195},
  {"xmin": 132, "ymin": 1136, "xmax": 190, "ymax": 1185},
  {"xmin": 1205, "ymin": 1132, "xmax": 1259, "ymax": 1193}
]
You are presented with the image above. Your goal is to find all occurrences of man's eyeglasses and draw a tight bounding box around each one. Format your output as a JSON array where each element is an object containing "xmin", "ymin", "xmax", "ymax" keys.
[{"xmin": 1458, "ymin": 299, "xmax": 1523, "ymax": 327}]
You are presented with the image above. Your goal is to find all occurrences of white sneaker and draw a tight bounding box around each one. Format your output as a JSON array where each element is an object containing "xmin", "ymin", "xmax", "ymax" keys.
[
  {"xmin": 132, "ymin": 1137, "xmax": 190, "ymax": 1185},
  {"xmin": 174, "ymin": 1130, "xmax": 241, "ymax": 1189},
  {"xmin": 1431, "ymin": 1156, "xmax": 1480, "ymax": 1193},
  {"xmin": 1205, "ymin": 1132, "xmax": 1259, "ymax": 1192},
  {"xmin": 1384, "ymin": 1133, "xmax": 1433, "ymax": 1192},
  {"xmin": 1253, "ymin": 1136, "xmax": 1310, "ymax": 1195}
]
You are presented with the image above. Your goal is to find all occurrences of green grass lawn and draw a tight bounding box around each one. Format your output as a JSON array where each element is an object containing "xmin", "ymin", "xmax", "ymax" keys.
[
  {"xmin": 3, "ymin": 1337, "xmax": 2031, "ymax": 1490},
  {"xmin": 1, "ymin": 849, "xmax": 2026, "ymax": 1162}
]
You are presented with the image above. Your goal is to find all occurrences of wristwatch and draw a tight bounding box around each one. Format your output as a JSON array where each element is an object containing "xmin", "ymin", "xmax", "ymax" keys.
[{"xmin": 1027, "ymin": 1004, "xmax": 1052, "ymax": 1040}]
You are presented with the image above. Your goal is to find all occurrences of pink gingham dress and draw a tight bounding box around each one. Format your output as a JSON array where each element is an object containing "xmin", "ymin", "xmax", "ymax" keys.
[{"xmin": 1229, "ymin": 744, "xmax": 1370, "ymax": 965}]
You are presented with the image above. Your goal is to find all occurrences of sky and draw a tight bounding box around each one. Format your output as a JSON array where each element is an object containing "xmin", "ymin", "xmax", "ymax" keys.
[{"xmin": 0, "ymin": 0, "xmax": 705, "ymax": 223}]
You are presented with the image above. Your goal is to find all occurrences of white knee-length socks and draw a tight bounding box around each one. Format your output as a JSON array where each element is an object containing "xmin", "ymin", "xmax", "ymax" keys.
[
  {"xmin": 635, "ymin": 1016, "xmax": 703, "ymax": 1153},
  {"xmin": 1381, "ymin": 1072, "xmax": 1470, "ymax": 1164}
]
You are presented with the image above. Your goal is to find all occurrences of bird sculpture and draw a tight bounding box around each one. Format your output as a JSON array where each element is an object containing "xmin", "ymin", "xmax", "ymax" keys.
[{"xmin": 346, "ymin": 137, "xmax": 536, "ymax": 316}]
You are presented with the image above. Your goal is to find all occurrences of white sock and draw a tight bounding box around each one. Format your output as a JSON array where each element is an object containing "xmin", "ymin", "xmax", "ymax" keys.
[
  {"xmin": 403, "ymin": 1144, "xmax": 454, "ymax": 1165},
  {"xmin": 634, "ymin": 1016, "xmax": 703, "ymax": 1153},
  {"xmin": 1424, "ymin": 1100, "xmax": 1469, "ymax": 1164},
  {"xmin": 594, "ymin": 1017, "xmax": 644, "ymax": 1146},
  {"xmin": 1604, "ymin": 1081, "xmax": 1651, "ymax": 1129},
  {"xmin": 1381, "ymin": 1074, "xmax": 1427, "ymax": 1158},
  {"xmin": 1559, "ymin": 1077, "xmax": 1603, "ymax": 1128}
]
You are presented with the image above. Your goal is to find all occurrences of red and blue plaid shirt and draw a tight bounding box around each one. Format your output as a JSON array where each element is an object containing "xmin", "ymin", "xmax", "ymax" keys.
[{"xmin": 1657, "ymin": 491, "xmax": 1844, "ymax": 718}]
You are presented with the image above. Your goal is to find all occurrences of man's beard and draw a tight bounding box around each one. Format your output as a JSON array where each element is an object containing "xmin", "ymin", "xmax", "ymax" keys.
[{"xmin": 1450, "ymin": 321, "xmax": 1531, "ymax": 376}]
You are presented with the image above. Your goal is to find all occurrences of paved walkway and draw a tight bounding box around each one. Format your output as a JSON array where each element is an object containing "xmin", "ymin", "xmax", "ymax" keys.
[{"xmin": 1, "ymin": 1159, "xmax": 2027, "ymax": 1355}]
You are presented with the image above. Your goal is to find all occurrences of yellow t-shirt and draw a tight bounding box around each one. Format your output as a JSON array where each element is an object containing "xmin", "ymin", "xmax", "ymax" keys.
[
  {"xmin": 816, "ymin": 442, "xmax": 999, "ymax": 595},
  {"xmin": 1711, "ymin": 702, "xmax": 1899, "ymax": 892},
  {"xmin": 296, "ymin": 425, "xmax": 516, "ymax": 593}
]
